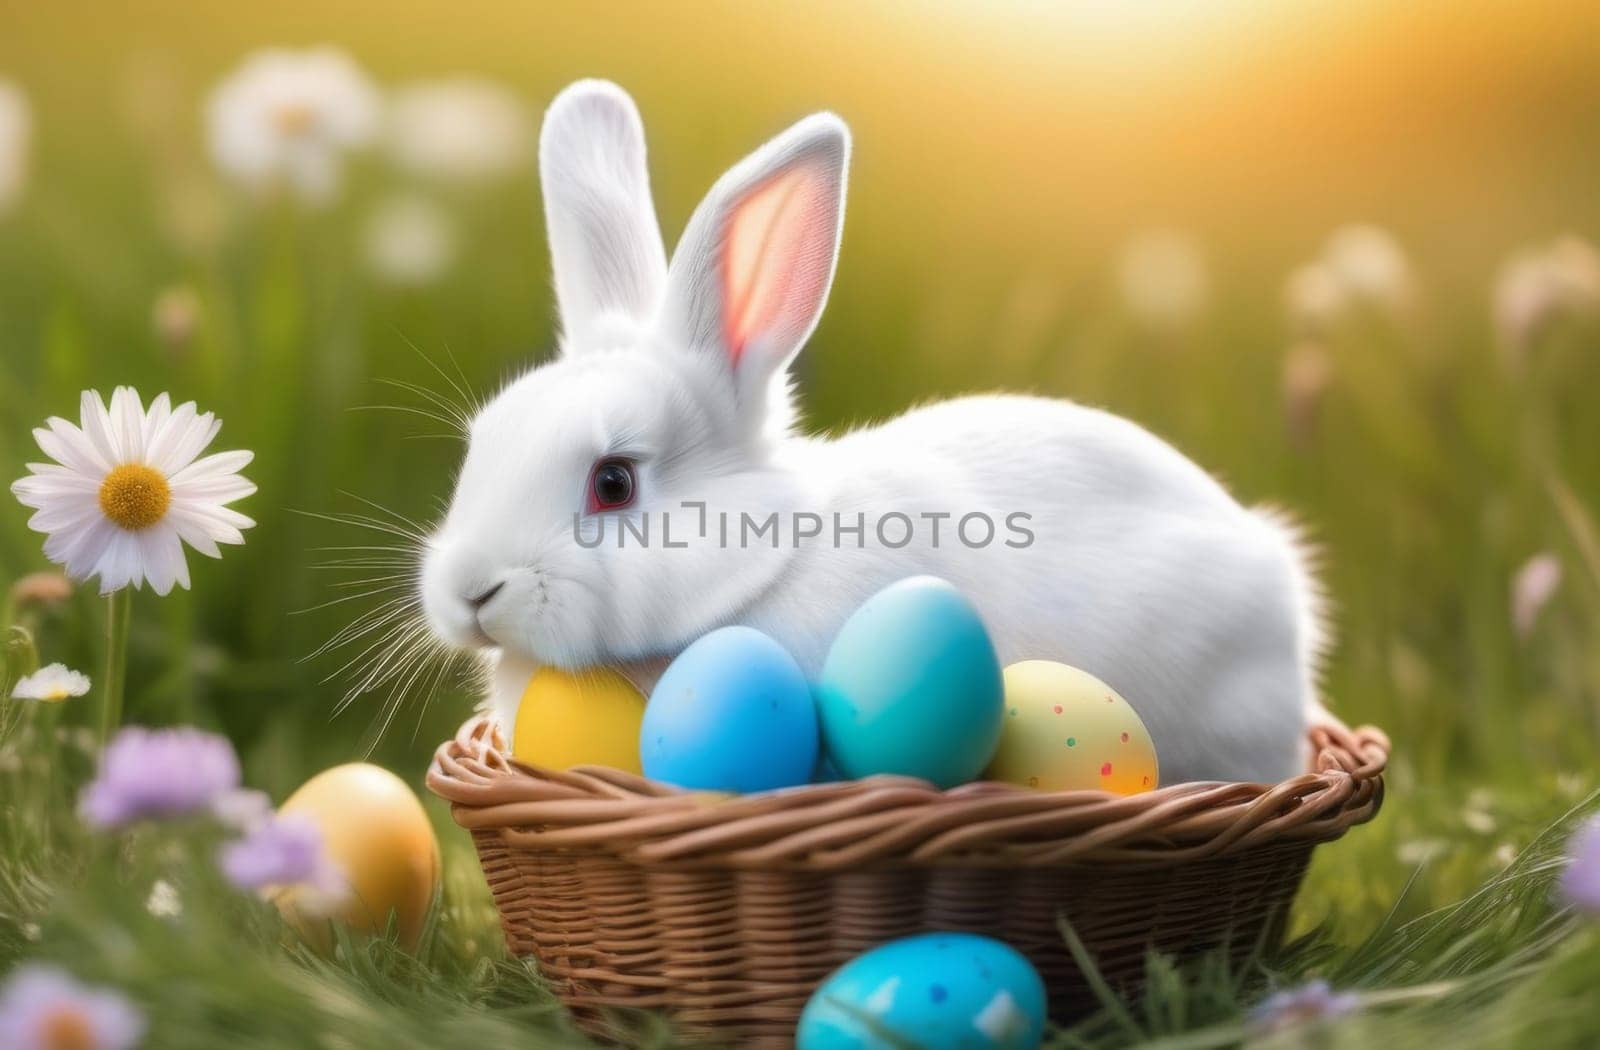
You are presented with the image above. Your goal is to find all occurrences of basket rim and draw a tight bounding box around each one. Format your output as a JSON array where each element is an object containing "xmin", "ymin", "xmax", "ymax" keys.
[{"xmin": 426, "ymin": 717, "xmax": 1387, "ymax": 871}]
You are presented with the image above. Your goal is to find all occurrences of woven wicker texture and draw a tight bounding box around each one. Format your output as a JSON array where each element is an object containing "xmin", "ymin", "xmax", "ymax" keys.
[{"xmin": 429, "ymin": 717, "xmax": 1387, "ymax": 1045}]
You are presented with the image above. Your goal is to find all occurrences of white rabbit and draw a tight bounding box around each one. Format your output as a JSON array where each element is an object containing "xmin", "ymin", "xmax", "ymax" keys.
[{"xmin": 419, "ymin": 79, "xmax": 1326, "ymax": 784}]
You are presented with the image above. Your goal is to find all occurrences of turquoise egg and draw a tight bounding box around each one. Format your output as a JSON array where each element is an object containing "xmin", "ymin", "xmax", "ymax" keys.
[
  {"xmin": 642, "ymin": 626, "xmax": 818, "ymax": 793},
  {"xmin": 816, "ymin": 576, "xmax": 1003, "ymax": 788},
  {"xmin": 797, "ymin": 933, "xmax": 1047, "ymax": 1050}
]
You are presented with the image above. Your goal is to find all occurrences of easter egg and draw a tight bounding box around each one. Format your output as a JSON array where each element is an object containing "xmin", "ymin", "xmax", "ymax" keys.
[
  {"xmin": 986, "ymin": 660, "xmax": 1159, "ymax": 794},
  {"xmin": 642, "ymin": 626, "xmax": 818, "ymax": 792},
  {"xmin": 816, "ymin": 576, "xmax": 1003, "ymax": 789},
  {"xmin": 275, "ymin": 763, "xmax": 440, "ymax": 947},
  {"xmin": 797, "ymin": 933, "xmax": 1047, "ymax": 1050},
  {"xmin": 513, "ymin": 665, "xmax": 645, "ymax": 773}
]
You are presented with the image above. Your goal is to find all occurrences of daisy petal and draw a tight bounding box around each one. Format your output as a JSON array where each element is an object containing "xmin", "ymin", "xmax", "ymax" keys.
[
  {"xmin": 143, "ymin": 401, "xmax": 198, "ymax": 472},
  {"xmin": 168, "ymin": 503, "xmax": 252, "ymax": 545},
  {"xmin": 169, "ymin": 449, "xmax": 255, "ymax": 485},
  {"xmin": 155, "ymin": 410, "xmax": 220, "ymax": 474},
  {"xmin": 171, "ymin": 475, "xmax": 258, "ymax": 504},
  {"xmin": 79, "ymin": 389, "xmax": 121, "ymax": 467},
  {"xmin": 142, "ymin": 392, "xmax": 173, "ymax": 449},
  {"xmin": 45, "ymin": 517, "xmax": 116, "ymax": 579},
  {"xmin": 137, "ymin": 527, "xmax": 189, "ymax": 596},
  {"xmin": 111, "ymin": 387, "xmax": 148, "ymax": 462},
  {"xmin": 12, "ymin": 474, "xmax": 80, "ymax": 509},
  {"xmin": 14, "ymin": 466, "xmax": 101, "ymax": 493},
  {"xmin": 27, "ymin": 496, "xmax": 103, "ymax": 533},
  {"xmin": 183, "ymin": 501, "xmax": 256, "ymax": 534},
  {"xmin": 35, "ymin": 420, "xmax": 107, "ymax": 477},
  {"xmin": 92, "ymin": 532, "xmax": 142, "ymax": 594},
  {"xmin": 169, "ymin": 511, "xmax": 223, "ymax": 558}
]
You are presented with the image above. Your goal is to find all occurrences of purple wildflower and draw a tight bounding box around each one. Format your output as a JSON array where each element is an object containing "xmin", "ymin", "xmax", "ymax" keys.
[
  {"xmin": 1560, "ymin": 815, "xmax": 1600, "ymax": 914},
  {"xmin": 80, "ymin": 726, "xmax": 240, "ymax": 828},
  {"xmin": 1247, "ymin": 979, "xmax": 1360, "ymax": 1036},
  {"xmin": 219, "ymin": 813, "xmax": 345, "ymax": 896},
  {"xmin": 0, "ymin": 965, "xmax": 144, "ymax": 1050}
]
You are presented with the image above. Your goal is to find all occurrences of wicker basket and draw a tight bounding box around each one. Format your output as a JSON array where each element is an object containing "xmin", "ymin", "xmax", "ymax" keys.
[{"xmin": 428, "ymin": 717, "xmax": 1387, "ymax": 1046}]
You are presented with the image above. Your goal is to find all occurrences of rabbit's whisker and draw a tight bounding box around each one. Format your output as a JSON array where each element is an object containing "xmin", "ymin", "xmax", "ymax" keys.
[
  {"xmin": 289, "ymin": 508, "xmax": 425, "ymax": 543},
  {"xmin": 317, "ymin": 602, "xmax": 425, "ymax": 676},
  {"xmin": 348, "ymin": 403, "xmax": 464, "ymax": 433},
  {"xmin": 291, "ymin": 583, "xmax": 413, "ymax": 615},
  {"xmin": 393, "ymin": 328, "xmax": 481, "ymax": 420},
  {"xmin": 375, "ymin": 377, "xmax": 472, "ymax": 434},
  {"xmin": 337, "ymin": 491, "xmax": 435, "ymax": 543}
]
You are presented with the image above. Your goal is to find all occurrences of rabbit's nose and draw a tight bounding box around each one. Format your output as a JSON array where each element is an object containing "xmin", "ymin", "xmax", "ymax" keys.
[{"xmin": 466, "ymin": 580, "xmax": 505, "ymax": 611}]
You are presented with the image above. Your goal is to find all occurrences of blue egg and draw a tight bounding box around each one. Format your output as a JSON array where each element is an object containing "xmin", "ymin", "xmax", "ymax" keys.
[
  {"xmin": 642, "ymin": 626, "xmax": 818, "ymax": 793},
  {"xmin": 816, "ymin": 576, "xmax": 1003, "ymax": 788},
  {"xmin": 797, "ymin": 933, "xmax": 1047, "ymax": 1050}
]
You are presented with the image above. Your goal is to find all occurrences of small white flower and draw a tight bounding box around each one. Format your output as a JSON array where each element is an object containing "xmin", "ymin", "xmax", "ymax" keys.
[
  {"xmin": 1511, "ymin": 552, "xmax": 1561, "ymax": 640},
  {"xmin": 0, "ymin": 79, "xmax": 30, "ymax": 213},
  {"xmin": 1285, "ymin": 224, "xmax": 1414, "ymax": 334},
  {"xmin": 386, "ymin": 78, "xmax": 529, "ymax": 182},
  {"xmin": 145, "ymin": 878, "xmax": 182, "ymax": 918},
  {"xmin": 10, "ymin": 663, "xmax": 90, "ymax": 702},
  {"xmin": 1493, "ymin": 235, "xmax": 1600, "ymax": 366},
  {"xmin": 11, "ymin": 387, "xmax": 256, "ymax": 595},
  {"xmin": 205, "ymin": 47, "xmax": 380, "ymax": 203},
  {"xmin": 1323, "ymin": 223, "xmax": 1414, "ymax": 312},
  {"xmin": 1284, "ymin": 261, "xmax": 1349, "ymax": 335},
  {"xmin": 365, "ymin": 192, "xmax": 457, "ymax": 285},
  {"xmin": 1115, "ymin": 229, "xmax": 1208, "ymax": 329},
  {"xmin": 151, "ymin": 285, "xmax": 202, "ymax": 356}
]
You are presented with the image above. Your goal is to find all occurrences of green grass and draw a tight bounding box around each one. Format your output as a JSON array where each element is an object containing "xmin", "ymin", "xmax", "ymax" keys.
[{"xmin": 3, "ymin": 3, "xmax": 1600, "ymax": 1045}]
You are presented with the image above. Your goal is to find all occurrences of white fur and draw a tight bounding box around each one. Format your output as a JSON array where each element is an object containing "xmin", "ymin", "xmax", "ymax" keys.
[{"xmin": 420, "ymin": 81, "xmax": 1321, "ymax": 785}]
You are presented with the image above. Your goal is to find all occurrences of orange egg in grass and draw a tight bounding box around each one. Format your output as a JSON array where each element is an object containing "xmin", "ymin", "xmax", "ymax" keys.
[
  {"xmin": 275, "ymin": 763, "xmax": 440, "ymax": 948},
  {"xmin": 985, "ymin": 660, "xmax": 1160, "ymax": 795}
]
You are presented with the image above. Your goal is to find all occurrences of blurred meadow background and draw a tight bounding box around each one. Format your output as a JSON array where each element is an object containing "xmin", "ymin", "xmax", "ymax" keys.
[{"xmin": 2, "ymin": 0, "xmax": 1600, "ymax": 1046}]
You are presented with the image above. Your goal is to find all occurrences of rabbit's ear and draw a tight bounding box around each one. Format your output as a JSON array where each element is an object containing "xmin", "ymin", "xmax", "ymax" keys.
[
  {"xmin": 540, "ymin": 80, "xmax": 668, "ymax": 348},
  {"xmin": 662, "ymin": 113, "xmax": 849, "ymax": 410}
]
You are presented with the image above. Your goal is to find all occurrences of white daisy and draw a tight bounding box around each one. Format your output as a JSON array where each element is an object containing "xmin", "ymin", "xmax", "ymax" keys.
[
  {"xmin": 11, "ymin": 388, "xmax": 256, "ymax": 595},
  {"xmin": 0, "ymin": 79, "xmax": 31, "ymax": 213},
  {"xmin": 385, "ymin": 78, "xmax": 529, "ymax": 182},
  {"xmin": 205, "ymin": 46, "xmax": 381, "ymax": 203},
  {"xmin": 11, "ymin": 663, "xmax": 91, "ymax": 702}
]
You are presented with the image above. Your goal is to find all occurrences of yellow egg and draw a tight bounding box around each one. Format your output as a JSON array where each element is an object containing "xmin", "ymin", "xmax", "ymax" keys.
[
  {"xmin": 985, "ymin": 660, "xmax": 1160, "ymax": 794},
  {"xmin": 275, "ymin": 763, "xmax": 440, "ymax": 947},
  {"xmin": 512, "ymin": 666, "xmax": 645, "ymax": 773}
]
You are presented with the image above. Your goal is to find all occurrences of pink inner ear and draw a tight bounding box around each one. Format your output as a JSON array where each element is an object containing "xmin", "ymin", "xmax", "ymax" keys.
[{"xmin": 720, "ymin": 167, "xmax": 831, "ymax": 367}]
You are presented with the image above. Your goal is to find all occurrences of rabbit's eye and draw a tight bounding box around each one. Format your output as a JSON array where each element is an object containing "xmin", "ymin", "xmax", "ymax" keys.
[{"xmin": 587, "ymin": 458, "xmax": 636, "ymax": 512}]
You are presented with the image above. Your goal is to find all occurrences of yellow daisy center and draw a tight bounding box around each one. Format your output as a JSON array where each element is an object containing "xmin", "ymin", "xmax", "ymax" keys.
[
  {"xmin": 98, "ymin": 463, "xmax": 171, "ymax": 531},
  {"xmin": 40, "ymin": 1007, "xmax": 96, "ymax": 1050},
  {"xmin": 273, "ymin": 102, "xmax": 317, "ymax": 136}
]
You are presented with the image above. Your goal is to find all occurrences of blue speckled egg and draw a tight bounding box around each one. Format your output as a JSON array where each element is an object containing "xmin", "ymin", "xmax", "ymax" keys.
[
  {"xmin": 816, "ymin": 577, "xmax": 1004, "ymax": 788},
  {"xmin": 641, "ymin": 626, "xmax": 818, "ymax": 793},
  {"xmin": 797, "ymin": 933, "xmax": 1047, "ymax": 1050}
]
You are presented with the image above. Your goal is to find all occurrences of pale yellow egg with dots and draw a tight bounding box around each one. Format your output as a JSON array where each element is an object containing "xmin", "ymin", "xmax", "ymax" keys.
[
  {"xmin": 513, "ymin": 666, "xmax": 645, "ymax": 773},
  {"xmin": 985, "ymin": 660, "xmax": 1159, "ymax": 794}
]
